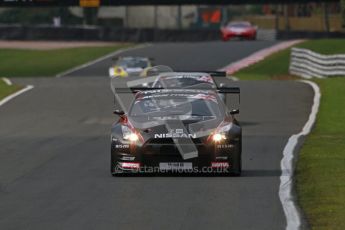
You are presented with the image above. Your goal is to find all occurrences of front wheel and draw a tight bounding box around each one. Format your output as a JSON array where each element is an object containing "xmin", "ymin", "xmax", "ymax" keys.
[
  {"xmin": 232, "ymin": 155, "xmax": 241, "ymax": 176},
  {"xmin": 110, "ymin": 152, "xmax": 118, "ymax": 176},
  {"xmin": 232, "ymin": 139, "xmax": 242, "ymax": 176},
  {"xmin": 110, "ymin": 143, "xmax": 124, "ymax": 176}
]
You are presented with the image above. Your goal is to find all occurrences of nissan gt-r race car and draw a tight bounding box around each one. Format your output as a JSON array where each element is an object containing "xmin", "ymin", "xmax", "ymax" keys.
[
  {"xmin": 221, "ymin": 21, "xmax": 257, "ymax": 41},
  {"xmin": 110, "ymin": 86, "xmax": 242, "ymax": 176},
  {"xmin": 109, "ymin": 57, "xmax": 153, "ymax": 77}
]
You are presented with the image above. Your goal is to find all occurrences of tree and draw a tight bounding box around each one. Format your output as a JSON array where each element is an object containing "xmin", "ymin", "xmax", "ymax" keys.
[
  {"xmin": 83, "ymin": 8, "xmax": 98, "ymax": 25},
  {"xmin": 323, "ymin": 2, "xmax": 330, "ymax": 32},
  {"xmin": 340, "ymin": 0, "xmax": 345, "ymax": 29}
]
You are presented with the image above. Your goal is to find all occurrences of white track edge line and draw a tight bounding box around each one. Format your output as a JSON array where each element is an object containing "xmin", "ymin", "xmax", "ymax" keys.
[
  {"xmin": 219, "ymin": 40, "xmax": 305, "ymax": 81},
  {"xmin": 220, "ymin": 40, "xmax": 305, "ymax": 74},
  {"xmin": 56, "ymin": 43, "xmax": 152, "ymax": 78},
  {"xmin": 2, "ymin": 77, "xmax": 12, "ymax": 86},
  {"xmin": 279, "ymin": 80, "xmax": 321, "ymax": 230},
  {"xmin": 0, "ymin": 85, "xmax": 34, "ymax": 107},
  {"xmin": 225, "ymin": 76, "xmax": 239, "ymax": 81}
]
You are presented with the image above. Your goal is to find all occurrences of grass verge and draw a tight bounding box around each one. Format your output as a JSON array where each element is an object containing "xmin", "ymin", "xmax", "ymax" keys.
[
  {"xmin": 236, "ymin": 39, "xmax": 345, "ymax": 230},
  {"xmin": 297, "ymin": 77, "xmax": 345, "ymax": 230},
  {"xmin": 0, "ymin": 80, "xmax": 22, "ymax": 101},
  {"xmin": 0, "ymin": 45, "xmax": 131, "ymax": 77}
]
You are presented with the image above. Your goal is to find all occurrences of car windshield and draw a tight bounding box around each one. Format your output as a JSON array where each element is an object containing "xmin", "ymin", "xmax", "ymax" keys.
[
  {"xmin": 228, "ymin": 22, "xmax": 251, "ymax": 28},
  {"xmin": 116, "ymin": 59, "xmax": 148, "ymax": 68},
  {"xmin": 130, "ymin": 95, "xmax": 221, "ymax": 118},
  {"xmin": 154, "ymin": 77, "xmax": 214, "ymax": 88}
]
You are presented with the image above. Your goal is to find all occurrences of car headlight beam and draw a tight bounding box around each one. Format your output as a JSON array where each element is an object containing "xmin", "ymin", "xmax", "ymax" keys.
[
  {"xmin": 122, "ymin": 126, "xmax": 140, "ymax": 142},
  {"xmin": 125, "ymin": 133, "xmax": 139, "ymax": 142},
  {"xmin": 212, "ymin": 133, "xmax": 226, "ymax": 142}
]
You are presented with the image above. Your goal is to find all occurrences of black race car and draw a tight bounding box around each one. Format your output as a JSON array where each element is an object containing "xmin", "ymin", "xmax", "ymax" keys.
[{"xmin": 110, "ymin": 87, "xmax": 241, "ymax": 176}]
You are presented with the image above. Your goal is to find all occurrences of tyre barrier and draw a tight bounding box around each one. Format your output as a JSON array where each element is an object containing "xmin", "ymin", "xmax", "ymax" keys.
[{"xmin": 289, "ymin": 47, "xmax": 345, "ymax": 79}]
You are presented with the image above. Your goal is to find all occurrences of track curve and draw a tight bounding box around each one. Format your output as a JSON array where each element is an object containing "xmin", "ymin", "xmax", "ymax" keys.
[{"xmin": 0, "ymin": 41, "xmax": 313, "ymax": 230}]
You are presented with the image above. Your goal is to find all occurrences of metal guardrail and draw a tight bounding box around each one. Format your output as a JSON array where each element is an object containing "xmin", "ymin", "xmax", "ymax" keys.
[{"xmin": 289, "ymin": 47, "xmax": 345, "ymax": 78}]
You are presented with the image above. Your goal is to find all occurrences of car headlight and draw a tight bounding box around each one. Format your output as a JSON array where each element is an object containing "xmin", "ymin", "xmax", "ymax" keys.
[
  {"xmin": 122, "ymin": 126, "xmax": 140, "ymax": 142},
  {"xmin": 208, "ymin": 123, "xmax": 232, "ymax": 143},
  {"xmin": 115, "ymin": 67, "xmax": 123, "ymax": 74},
  {"xmin": 109, "ymin": 67, "xmax": 127, "ymax": 77},
  {"xmin": 125, "ymin": 133, "xmax": 139, "ymax": 142},
  {"xmin": 109, "ymin": 68, "xmax": 115, "ymax": 77},
  {"xmin": 212, "ymin": 133, "xmax": 226, "ymax": 142}
]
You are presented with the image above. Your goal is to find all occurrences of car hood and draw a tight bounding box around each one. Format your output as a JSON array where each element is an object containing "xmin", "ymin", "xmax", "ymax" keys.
[{"xmin": 129, "ymin": 116, "xmax": 223, "ymax": 141}]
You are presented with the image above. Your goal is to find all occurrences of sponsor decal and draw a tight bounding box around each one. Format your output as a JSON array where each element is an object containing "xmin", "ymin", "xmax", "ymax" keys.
[
  {"xmin": 154, "ymin": 133, "xmax": 197, "ymax": 138},
  {"xmin": 167, "ymin": 75, "xmax": 213, "ymax": 83},
  {"xmin": 154, "ymin": 129, "xmax": 196, "ymax": 139},
  {"xmin": 216, "ymin": 144, "xmax": 234, "ymax": 149},
  {"xmin": 211, "ymin": 162, "xmax": 230, "ymax": 168},
  {"xmin": 149, "ymin": 115, "xmax": 214, "ymax": 121},
  {"xmin": 80, "ymin": 0, "xmax": 100, "ymax": 7},
  {"xmin": 190, "ymin": 94, "xmax": 217, "ymax": 103},
  {"xmin": 216, "ymin": 156, "xmax": 228, "ymax": 160},
  {"xmin": 197, "ymin": 75, "xmax": 214, "ymax": 83},
  {"xmin": 126, "ymin": 67, "xmax": 143, "ymax": 73},
  {"xmin": 116, "ymin": 144, "xmax": 130, "ymax": 149},
  {"xmin": 120, "ymin": 162, "xmax": 140, "ymax": 169},
  {"xmin": 138, "ymin": 89, "xmax": 211, "ymax": 96},
  {"xmin": 176, "ymin": 129, "xmax": 183, "ymax": 134},
  {"xmin": 121, "ymin": 156, "xmax": 135, "ymax": 161},
  {"xmin": 159, "ymin": 162, "xmax": 193, "ymax": 171}
]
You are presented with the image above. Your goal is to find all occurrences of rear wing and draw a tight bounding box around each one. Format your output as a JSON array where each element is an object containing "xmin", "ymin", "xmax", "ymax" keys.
[
  {"xmin": 174, "ymin": 71, "xmax": 227, "ymax": 77},
  {"xmin": 113, "ymin": 87, "xmax": 240, "ymax": 104},
  {"xmin": 113, "ymin": 86, "xmax": 239, "ymax": 94},
  {"xmin": 218, "ymin": 87, "xmax": 240, "ymax": 94}
]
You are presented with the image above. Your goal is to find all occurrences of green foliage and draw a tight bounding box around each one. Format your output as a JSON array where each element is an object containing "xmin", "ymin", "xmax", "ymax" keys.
[
  {"xmin": 0, "ymin": 45, "xmax": 130, "ymax": 77},
  {"xmin": 0, "ymin": 80, "xmax": 21, "ymax": 100},
  {"xmin": 341, "ymin": 0, "xmax": 345, "ymax": 28},
  {"xmin": 0, "ymin": 8, "xmax": 82, "ymax": 25},
  {"xmin": 296, "ymin": 78, "xmax": 345, "ymax": 230}
]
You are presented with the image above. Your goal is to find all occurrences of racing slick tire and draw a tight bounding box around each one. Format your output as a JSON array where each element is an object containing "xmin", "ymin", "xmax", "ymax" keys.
[
  {"xmin": 231, "ymin": 139, "xmax": 242, "ymax": 176},
  {"xmin": 232, "ymin": 154, "xmax": 242, "ymax": 176},
  {"xmin": 110, "ymin": 143, "xmax": 124, "ymax": 176},
  {"xmin": 110, "ymin": 152, "xmax": 119, "ymax": 176}
]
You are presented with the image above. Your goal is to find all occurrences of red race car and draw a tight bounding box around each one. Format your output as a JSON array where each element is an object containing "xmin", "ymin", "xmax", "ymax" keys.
[{"xmin": 221, "ymin": 21, "xmax": 257, "ymax": 41}]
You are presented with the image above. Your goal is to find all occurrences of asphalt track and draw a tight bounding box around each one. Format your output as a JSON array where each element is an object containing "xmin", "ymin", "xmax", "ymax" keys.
[
  {"xmin": 0, "ymin": 41, "xmax": 314, "ymax": 230},
  {"xmin": 67, "ymin": 41, "xmax": 278, "ymax": 76}
]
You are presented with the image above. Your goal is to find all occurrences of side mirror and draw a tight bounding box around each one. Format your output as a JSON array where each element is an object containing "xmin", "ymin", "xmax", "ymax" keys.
[
  {"xmin": 113, "ymin": 110, "xmax": 125, "ymax": 116},
  {"xmin": 230, "ymin": 109, "xmax": 239, "ymax": 115}
]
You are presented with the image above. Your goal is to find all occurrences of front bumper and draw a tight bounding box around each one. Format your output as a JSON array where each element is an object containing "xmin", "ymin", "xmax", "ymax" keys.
[
  {"xmin": 222, "ymin": 31, "xmax": 256, "ymax": 40},
  {"xmin": 111, "ymin": 140, "xmax": 240, "ymax": 174}
]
